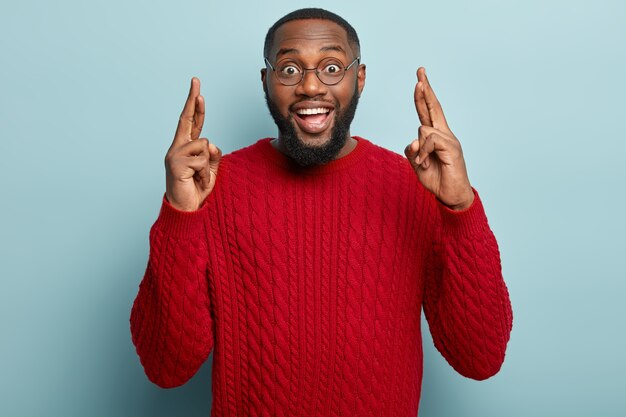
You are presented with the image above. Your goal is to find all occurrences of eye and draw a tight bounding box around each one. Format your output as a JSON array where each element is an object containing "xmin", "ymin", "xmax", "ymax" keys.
[
  {"xmin": 322, "ymin": 63, "xmax": 342, "ymax": 74},
  {"xmin": 279, "ymin": 64, "xmax": 301, "ymax": 77}
]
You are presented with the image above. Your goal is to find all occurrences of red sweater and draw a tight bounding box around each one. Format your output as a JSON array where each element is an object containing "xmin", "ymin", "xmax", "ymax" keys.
[{"xmin": 130, "ymin": 137, "xmax": 512, "ymax": 417}]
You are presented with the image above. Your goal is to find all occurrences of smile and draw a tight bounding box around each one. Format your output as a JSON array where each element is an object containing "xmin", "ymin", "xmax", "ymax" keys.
[{"xmin": 292, "ymin": 106, "xmax": 334, "ymax": 134}]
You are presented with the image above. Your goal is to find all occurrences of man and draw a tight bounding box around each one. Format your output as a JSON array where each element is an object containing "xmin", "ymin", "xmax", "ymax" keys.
[{"xmin": 130, "ymin": 8, "xmax": 512, "ymax": 417}]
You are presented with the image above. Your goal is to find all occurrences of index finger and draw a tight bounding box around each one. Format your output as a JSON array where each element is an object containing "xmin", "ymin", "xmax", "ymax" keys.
[
  {"xmin": 174, "ymin": 77, "xmax": 202, "ymax": 143},
  {"xmin": 417, "ymin": 67, "xmax": 450, "ymax": 131}
]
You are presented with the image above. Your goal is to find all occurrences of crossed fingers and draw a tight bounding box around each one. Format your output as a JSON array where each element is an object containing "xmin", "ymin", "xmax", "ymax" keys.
[
  {"xmin": 413, "ymin": 67, "xmax": 449, "ymax": 132},
  {"xmin": 174, "ymin": 77, "xmax": 205, "ymax": 145},
  {"xmin": 407, "ymin": 68, "xmax": 455, "ymax": 166}
]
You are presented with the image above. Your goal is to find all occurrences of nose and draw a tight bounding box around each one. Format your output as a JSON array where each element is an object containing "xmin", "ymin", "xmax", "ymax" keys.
[{"xmin": 295, "ymin": 69, "xmax": 327, "ymax": 97}]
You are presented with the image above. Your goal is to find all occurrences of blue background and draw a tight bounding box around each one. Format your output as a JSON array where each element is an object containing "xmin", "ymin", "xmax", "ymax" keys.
[{"xmin": 1, "ymin": 0, "xmax": 625, "ymax": 416}]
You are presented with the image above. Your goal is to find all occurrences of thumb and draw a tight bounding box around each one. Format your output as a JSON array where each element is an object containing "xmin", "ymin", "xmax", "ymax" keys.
[
  {"xmin": 404, "ymin": 139, "xmax": 420, "ymax": 169},
  {"xmin": 208, "ymin": 143, "xmax": 222, "ymax": 172}
]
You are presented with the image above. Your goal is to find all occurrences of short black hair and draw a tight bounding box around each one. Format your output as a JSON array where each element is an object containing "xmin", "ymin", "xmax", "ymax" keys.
[{"xmin": 263, "ymin": 8, "xmax": 361, "ymax": 59}]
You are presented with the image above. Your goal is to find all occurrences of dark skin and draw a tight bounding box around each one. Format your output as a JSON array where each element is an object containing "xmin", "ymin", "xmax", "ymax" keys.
[
  {"xmin": 261, "ymin": 19, "xmax": 366, "ymax": 159},
  {"xmin": 405, "ymin": 67, "xmax": 474, "ymax": 210},
  {"xmin": 164, "ymin": 77, "xmax": 221, "ymax": 212},
  {"xmin": 164, "ymin": 19, "xmax": 473, "ymax": 212}
]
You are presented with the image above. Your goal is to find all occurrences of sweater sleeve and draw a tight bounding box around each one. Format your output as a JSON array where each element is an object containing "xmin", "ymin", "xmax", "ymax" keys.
[
  {"xmin": 130, "ymin": 195, "xmax": 214, "ymax": 388},
  {"xmin": 422, "ymin": 189, "xmax": 513, "ymax": 380}
]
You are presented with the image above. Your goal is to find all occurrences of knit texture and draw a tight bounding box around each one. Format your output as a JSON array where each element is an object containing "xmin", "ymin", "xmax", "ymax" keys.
[{"xmin": 130, "ymin": 137, "xmax": 513, "ymax": 417}]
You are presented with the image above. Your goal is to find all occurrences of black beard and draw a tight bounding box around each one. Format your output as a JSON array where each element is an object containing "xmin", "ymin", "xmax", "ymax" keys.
[{"xmin": 264, "ymin": 84, "xmax": 360, "ymax": 167}]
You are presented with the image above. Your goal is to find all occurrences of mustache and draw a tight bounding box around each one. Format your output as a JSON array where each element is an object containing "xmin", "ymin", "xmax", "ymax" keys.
[{"xmin": 288, "ymin": 99, "xmax": 336, "ymax": 112}]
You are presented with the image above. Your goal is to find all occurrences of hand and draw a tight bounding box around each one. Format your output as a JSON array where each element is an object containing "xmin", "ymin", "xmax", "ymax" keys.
[
  {"xmin": 404, "ymin": 67, "xmax": 474, "ymax": 211},
  {"xmin": 165, "ymin": 77, "xmax": 222, "ymax": 211}
]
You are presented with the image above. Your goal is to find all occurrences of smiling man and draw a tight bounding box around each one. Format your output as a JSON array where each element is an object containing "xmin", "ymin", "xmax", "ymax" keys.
[
  {"xmin": 262, "ymin": 17, "xmax": 364, "ymax": 166},
  {"xmin": 130, "ymin": 8, "xmax": 513, "ymax": 417}
]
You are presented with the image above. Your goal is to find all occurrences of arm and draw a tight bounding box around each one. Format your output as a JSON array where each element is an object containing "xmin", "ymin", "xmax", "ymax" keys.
[
  {"xmin": 422, "ymin": 190, "xmax": 512, "ymax": 380},
  {"xmin": 405, "ymin": 68, "xmax": 512, "ymax": 379},
  {"xmin": 130, "ymin": 78, "xmax": 222, "ymax": 387},
  {"xmin": 130, "ymin": 197, "xmax": 214, "ymax": 388}
]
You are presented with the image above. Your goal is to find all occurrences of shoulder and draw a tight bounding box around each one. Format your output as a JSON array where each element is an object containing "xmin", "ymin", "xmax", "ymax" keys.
[
  {"xmin": 357, "ymin": 137, "xmax": 432, "ymax": 203},
  {"xmin": 222, "ymin": 138, "xmax": 272, "ymax": 165},
  {"xmin": 357, "ymin": 137, "xmax": 414, "ymax": 176},
  {"xmin": 204, "ymin": 139, "xmax": 268, "ymax": 203},
  {"xmin": 216, "ymin": 138, "xmax": 276, "ymax": 176}
]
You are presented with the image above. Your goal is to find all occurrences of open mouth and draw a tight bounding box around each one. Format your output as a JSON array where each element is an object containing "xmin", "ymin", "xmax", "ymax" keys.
[{"xmin": 293, "ymin": 107, "xmax": 333, "ymax": 134}]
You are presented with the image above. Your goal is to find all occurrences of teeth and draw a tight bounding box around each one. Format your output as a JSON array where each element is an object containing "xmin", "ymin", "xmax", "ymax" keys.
[{"xmin": 296, "ymin": 108, "xmax": 330, "ymax": 115}]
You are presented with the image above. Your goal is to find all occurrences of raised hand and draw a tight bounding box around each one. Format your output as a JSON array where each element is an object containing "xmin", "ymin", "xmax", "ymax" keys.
[
  {"xmin": 165, "ymin": 77, "xmax": 222, "ymax": 211},
  {"xmin": 404, "ymin": 67, "xmax": 474, "ymax": 211}
]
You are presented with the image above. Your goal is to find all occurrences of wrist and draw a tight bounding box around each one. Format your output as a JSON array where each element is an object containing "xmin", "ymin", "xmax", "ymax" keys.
[
  {"xmin": 157, "ymin": 193, "xmax": 207, "ymax": 237},
  {"xmin": 165, "ymin": 192, "xmax": 201, "ymax": 212},
  {"xmin": 443, "ymin": 188, "xmax": 475, "ymax": 211}
]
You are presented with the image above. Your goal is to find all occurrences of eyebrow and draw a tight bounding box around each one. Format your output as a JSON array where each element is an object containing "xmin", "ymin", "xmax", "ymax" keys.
[{"xmin": 275, "ymin": 45, "xmax": 347, "ymax": 59}]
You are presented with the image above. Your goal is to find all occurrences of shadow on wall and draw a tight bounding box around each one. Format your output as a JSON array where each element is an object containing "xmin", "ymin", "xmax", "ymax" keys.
[
  {"xmin": 117, "ymin": 313, "xmax": 214, "ymax": 416},
  {"xmin": 136, "ymin": 357, "xmax": 214, "ymax": 417},
  {"xmin": 101, "ymin": 230, "xmax": 215, "ymax": 417}
]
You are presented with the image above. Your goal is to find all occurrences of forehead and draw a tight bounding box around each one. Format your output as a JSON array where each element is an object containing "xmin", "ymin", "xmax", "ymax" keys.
[{"xmin": 269, "ymin": 19, "xmax": 351, "ymax": 60}]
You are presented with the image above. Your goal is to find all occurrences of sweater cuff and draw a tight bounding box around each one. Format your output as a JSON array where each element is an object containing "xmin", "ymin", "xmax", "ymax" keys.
[
  {"xmin": 437, "ymin": 188, "xmax": 488, "ymax": 237},
  {"xmin": 153, "ymin": 194, "xmax": 208, "ymax": 238}
]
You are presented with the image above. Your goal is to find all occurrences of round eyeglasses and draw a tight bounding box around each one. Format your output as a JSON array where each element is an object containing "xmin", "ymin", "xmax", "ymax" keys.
[{"xmin": 264, "ymin": 56, "xmax": 361, "ymax": 86}]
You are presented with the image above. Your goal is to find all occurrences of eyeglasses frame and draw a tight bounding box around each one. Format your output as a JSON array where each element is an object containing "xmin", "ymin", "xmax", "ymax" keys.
[{"xmin": 264, "ymin": 56, "xmax": 361, "ymax": 86}]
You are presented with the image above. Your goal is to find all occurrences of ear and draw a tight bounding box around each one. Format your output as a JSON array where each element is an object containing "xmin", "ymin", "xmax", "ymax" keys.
[
  {"xmin": 357, "ymin": 64, "xmax": 366, "ymax": 97},
  {"xmin": 261, "ymin": 68, "xmax": 268, "ymax": 94}
]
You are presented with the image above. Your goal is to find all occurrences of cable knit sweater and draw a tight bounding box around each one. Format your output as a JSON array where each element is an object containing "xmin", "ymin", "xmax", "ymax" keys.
[{"xmin": 130, "ymin": 136, "xmax": 513, "ymax": 417}]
